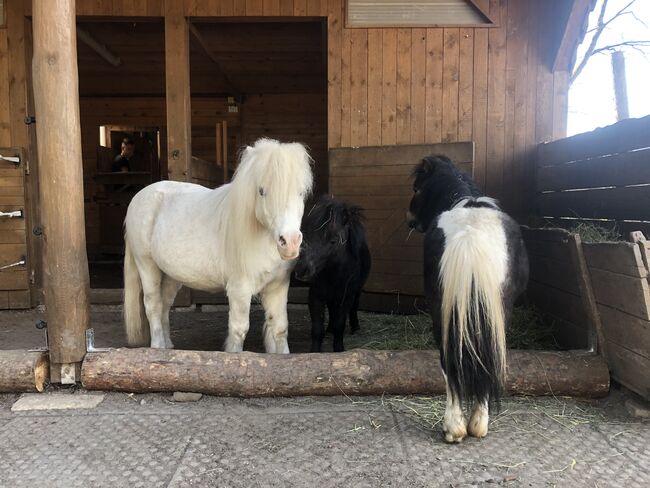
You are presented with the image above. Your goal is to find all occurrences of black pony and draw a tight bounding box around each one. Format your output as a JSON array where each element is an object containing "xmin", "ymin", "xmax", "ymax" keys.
[
  {"xmin": 294, "ymin": 196, "xmax": 371, "ymax": 352},
  {"xmin": 407, "ymin": 155, "xmax": 528, "ymax": 443}
]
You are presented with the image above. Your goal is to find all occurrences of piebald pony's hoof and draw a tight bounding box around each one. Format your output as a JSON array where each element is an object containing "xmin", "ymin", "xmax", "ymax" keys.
[
  {"xmin": 443, "ymin": 417, "xmax": 467, "ymax": 443},
  {"xmin": 468, "ymin": 411, "xmax": 489, "ymax": 439}
]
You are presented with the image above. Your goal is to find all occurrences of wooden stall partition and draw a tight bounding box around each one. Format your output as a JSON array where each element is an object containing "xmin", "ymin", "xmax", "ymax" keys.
[
  {"xmin": 582, "ymin": 238, "xmax": 650, "ymax": 400},
  {"xmin": 536, "ymin": 115, "xmax": 650, "ymax": 238},
  {"xmin": 521, "ymin": 227, "xmax": 601, "ymax": 350},
  {"xmin": 329, "ymin": 142, "xmax": 473, "ymax": 300}
]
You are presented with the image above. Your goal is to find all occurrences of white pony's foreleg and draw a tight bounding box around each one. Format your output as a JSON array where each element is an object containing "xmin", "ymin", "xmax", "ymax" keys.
[
  {"xmin": 442, "ymin": 373, "xmax": 467, "ymax": 443},
  {"xmin": 468, "ymin": 398, "xmax": 489, "ymax": 438},
  {"xmin": 224, "ymin": 285, "xmax": 252, "ymax": 352},
  {"xmin": 137, "ymin": 258, "xmax": 166, "ymax": 349},
  {"xmin": 261, "ymin": 278, "xmax": 291, "ymax": 354},
  {"xmin": 160, "ymin": 275, "xmax": 182, "ymax": 349}
]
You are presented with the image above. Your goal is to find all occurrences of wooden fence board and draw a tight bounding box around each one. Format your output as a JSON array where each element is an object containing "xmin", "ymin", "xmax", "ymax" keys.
[
  {"xmin": 583, "ymin": 242, "xmax": 648, "ymax": 278},
  {"xmin": 537, "ymin": 185, "xmax": 650, "ymax": 222},
  {"xmin": 606, "ymin": 341, "xmax": 650, "ymax": 400},
  {"xmin": 589, "ymin": 267, "xmax": 650, "ymax": 321},
  {"xmin": 599, "ymin": 305, "xmax": 650, "ymax": 360},
  {"xmin": 538, "ymin": 147, "xmax": 650, "ymax": 191},
  {"xmin": 537, "ymin": 115, "xmax": 650, "ymax": 167},
  {"xmin": 528, "ymin": 254, "xmax": 580, "ymax": 295}
]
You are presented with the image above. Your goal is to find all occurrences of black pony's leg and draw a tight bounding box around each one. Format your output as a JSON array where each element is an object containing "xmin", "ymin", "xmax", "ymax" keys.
[
  {"xmin": 349, "ymin": 292, "xmax": 361, "ymax": 334},
  {"xmin": 328, "ymin": 301, "xmax": 348, "ymax": 353},
  {"xmin": 309, "ymin": 290, "xmax": 326, "ymax": 353}
]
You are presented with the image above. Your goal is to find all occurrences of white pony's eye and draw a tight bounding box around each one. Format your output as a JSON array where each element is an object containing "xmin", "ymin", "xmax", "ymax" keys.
[{"xmin": 259, "ymin": 187, "xmax": 265, "ymax": 197}]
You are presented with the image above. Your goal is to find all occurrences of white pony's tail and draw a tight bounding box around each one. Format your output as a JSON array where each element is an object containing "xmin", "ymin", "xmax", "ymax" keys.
[
  {"xmin": 124, "ymin": 238, "xmax": 149, "ymax": 347},
  {"xmin": 438, "ymin": 208, "xmax": 507, "ymax": 405}
]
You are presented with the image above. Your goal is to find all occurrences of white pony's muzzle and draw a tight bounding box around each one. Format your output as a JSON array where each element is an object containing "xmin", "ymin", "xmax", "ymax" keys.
[{"xmin": 277, "ymin": 230, "xmax": 302, "ymax": 260}]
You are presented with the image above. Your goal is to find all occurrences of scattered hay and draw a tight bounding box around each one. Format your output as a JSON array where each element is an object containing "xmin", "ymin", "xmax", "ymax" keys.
[
  {"xmin": 346, "ymin": 305, "xmax": 558, "ymax": 351},
  {"xmin": 570, "ymin": 221, "xmax": 622, "ymax": 243}
]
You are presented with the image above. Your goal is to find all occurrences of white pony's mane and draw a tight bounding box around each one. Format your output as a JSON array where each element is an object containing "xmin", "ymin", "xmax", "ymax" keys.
[{"xmin": 214, "ymin": 138, "xmax": 313, "ymax": 277}]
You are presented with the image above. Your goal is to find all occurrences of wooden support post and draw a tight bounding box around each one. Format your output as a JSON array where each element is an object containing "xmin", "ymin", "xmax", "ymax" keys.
[
  {"xmin": 82, "ymin": 349, "xmax": 610, "ymax": 398},
  {"xmin": 0, "ymin": 351, "xmax": 49, "ymax": 393},
  {"xmin": 164, "ymin": 0, "xmax": 192, "ymax": 182},
  {"xmin": 32, "ymin": 0, "xmax": 90, "ymax": 372}
]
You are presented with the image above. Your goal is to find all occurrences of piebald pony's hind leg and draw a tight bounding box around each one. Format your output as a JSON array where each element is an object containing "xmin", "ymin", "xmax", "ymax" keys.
[
  {"xmin": 442, "ymin": 373, "xmax": 467, "ymax": 443},
  {"xmin": 160, "ymin": 274, "xmax": 182, "ymax": 349},
  {"xmin": 261, "ymin": 279, "xmax": 291, "ymax": 354},
  {"xmin": 136, "ymin": 257, "xmax": 166, "ymax": 349},
  {"xmin": 468, "ymin": 398, "xmax": 489, "ymax": 438},
  {"xmin": 224, "ymin": 284, "xmax": 252, "ymax": 353}
]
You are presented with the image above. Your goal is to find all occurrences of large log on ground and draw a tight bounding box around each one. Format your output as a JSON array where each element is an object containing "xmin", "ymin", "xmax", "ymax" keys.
[
  {"xmin": 0, "ymin": 351, "xmax": 49, "ymax": 393},
  {"xmin": 81, "ymin": 349, "xmax": 609, "ymax": 398}
]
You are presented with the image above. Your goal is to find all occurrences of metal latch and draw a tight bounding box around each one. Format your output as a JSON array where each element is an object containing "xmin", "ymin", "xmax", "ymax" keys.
[
  {"xmin": 0, "ymin": 256, "xmax": 26, "ymax": 271},
  {"xmin": 0, "ymin": 210, "xmax": 23, "ymax": 219}
]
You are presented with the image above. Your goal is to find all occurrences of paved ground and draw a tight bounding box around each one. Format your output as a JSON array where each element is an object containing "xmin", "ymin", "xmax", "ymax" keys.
[{"xmin": 0, "ymin": 388, "xmax": 648, "ymax": 488}]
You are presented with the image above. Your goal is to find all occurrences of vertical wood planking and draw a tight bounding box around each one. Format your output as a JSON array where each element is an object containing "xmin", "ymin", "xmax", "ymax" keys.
[
  {"xmin": 458, "ymin": 28, "xmax": 474, "ymax": 143},
  {"xmin": 381, "ymin": 29, "xmax": 397, "ymax": 145},
  {"xmin": 280, "ymin": 0, "xmax": 294, "ymax": 15},
  {"xmin": 553, "ymin": 70, "xmax": 569, "ymax": 140},
  {"xmin": 367, "ymin": 28, "xmax": 383, "ymax": 146},
  {"xmin": 0, "ymin": 33, "xmax": 10, "ymax": 146},
  {"xmin": 442, "ymin": 28, "xmax": 460, "ymax": 142},
  {"xmin": 524, "ymin": 0, "xmax": 540, "ymax": 211},
  {"xmin": 396, "ymin": 29, "xmax": 411, "ymax": 145},
  {"xmin": 221, "ymin": 0, "xmax": 235, "ymax": 16},
  {"xmin": 307, "ymin": 0, "xmax": 323, "ymax": 16},
  {"xmin": 485, "ymin": 0, "xmax": 507, "ymax": 197},
  {"xmin": 234, "ymin": 0, "xmax": 247, "ymax": 15},
  {"xmin": 263, "ymin": 0, "xmax": 281, "ymax": 16},
  {"xmin": 340, "ymin": 24, "xmax": 352, "ymax": 147},
  {"xmin": 472, "ymin": 28, "xmax": 488, "ymax": 189},
  {"xmin": 327, "ymin": 0, "xmax": 342, "ymax": 147},
  {"xmin": 294, "ymin": 0, "xmax": 307, "ymax": 15},
  {"xmin": 535, "ymin": 0, "xmax": 554, "ymax": 144},
  {"xmin": 410, "ymin": 29, "xmax": 426, "ymax": 144},
  {"xmin": 502, "ymin": 0, "xmax": 518, "ymax": 211},
  {"xmin": 246, "ymin": 0, "xmax": 264, "ymax": 16},
  {"xmin": 350, "ymin": 29, "xmax": 368, "ymax": 147},
  {"xmin": 425, "ymin": 29, "xmax": 443, "ymax": 143}
]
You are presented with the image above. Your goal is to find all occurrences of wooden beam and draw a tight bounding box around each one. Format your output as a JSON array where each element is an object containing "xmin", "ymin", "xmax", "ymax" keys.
[
  {"xmin": 0, "ymin": 350, "xmax": 49, "ymax": 393},
  {"xmin": 552, "ymin": 0, "xmax": 594, "ymax": 72},
  {"xmin": 76, "ymin": 27, "xmax": 122, "ymax": 67},
  {"xmin": 82, "ymin": 348, "xmax": 610, "ymax": 398},
  {"xmin": 32, "ymin": 0, "xmax": 91, "ymax": 366},
  {"xmin": 188, "ymin": 23, "xmax": 241, "ymax": 98},
  {"xmin": 165, "ymin": 1, "xmax": 192, "ymax": 181}
]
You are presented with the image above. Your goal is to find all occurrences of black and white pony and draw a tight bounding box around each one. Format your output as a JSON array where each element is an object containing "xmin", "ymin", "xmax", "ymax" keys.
[
  {"xmin": 407, "ymin": 155, "xmax": 528, "ymax": 443},
  {"xmin": 293, "ymin": 196, "xmax": 371, "ymax": 352}
]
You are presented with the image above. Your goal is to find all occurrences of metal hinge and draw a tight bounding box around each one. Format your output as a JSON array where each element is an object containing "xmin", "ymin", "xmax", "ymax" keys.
[
  {"xmin": 0, "ymin": 209, "xmax": 23, "ymax": 219},
  {"xmin": 0, "ymin": 256, "xmax": 26, "ymax": 271}
]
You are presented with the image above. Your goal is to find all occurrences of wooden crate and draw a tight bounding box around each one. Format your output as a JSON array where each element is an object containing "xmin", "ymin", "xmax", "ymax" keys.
[{"xmin": 583, "ymin": 236, "xmax": 650, "ymax": 400}]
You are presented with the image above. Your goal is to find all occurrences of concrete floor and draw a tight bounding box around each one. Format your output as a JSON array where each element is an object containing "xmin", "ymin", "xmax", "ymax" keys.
[
  {"xmin": 2, "ymin": 306, "xmax": 649, "ymax": 487},
  {"xmin": 0, "ymin": 389, "xmax": 649, "ymax": 487}
]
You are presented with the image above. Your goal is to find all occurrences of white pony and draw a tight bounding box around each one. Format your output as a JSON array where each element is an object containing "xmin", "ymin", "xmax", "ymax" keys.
[{"xmin": 123, "ymin": 138, "xmax": 313, "ymax": 352}]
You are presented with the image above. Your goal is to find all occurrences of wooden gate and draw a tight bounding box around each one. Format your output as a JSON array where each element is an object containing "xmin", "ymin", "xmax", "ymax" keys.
[
  {"xmin": 329, "ymin": 143, "xmax": 474, "ymax": 297},
  {"xmin": 0, "ymin": 147, "xmax": 30, "ymax": 309}
]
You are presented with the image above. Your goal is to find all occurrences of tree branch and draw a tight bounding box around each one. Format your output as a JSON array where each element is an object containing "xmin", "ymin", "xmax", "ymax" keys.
[{"xmin": 571, "ymin": 0, "xmax": 610, "ymax": 84}]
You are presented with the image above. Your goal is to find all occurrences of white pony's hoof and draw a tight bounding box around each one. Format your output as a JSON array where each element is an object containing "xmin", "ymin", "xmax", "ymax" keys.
[
  {"xmin": 443, "ymin": 416, "xmax": 467, "ymax": 443},
  {"xmin": 150, "ymin": 338, "xmax": 167, "ymax": 349},
  {"xmin": 468, "ymin": 403, "xmax": 489, "ymax": 438}
]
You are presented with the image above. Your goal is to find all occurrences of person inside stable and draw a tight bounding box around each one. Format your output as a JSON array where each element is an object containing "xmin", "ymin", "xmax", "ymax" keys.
[{"xmin": 112, "ymin": 136, "xmax": 135, "ymax": 173}]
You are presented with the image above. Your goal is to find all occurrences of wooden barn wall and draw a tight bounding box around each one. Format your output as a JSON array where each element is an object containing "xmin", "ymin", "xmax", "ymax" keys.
[{"xmin": 1, "ymin": 0, "xmax": 572, "ymax": 305}]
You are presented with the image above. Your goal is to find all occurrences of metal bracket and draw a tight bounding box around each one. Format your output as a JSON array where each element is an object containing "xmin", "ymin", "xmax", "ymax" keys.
[
  {"xmin": 24, "ymin": 116, "xmax": 36, "ymax": 125},
  {"xmin": 0, "ymin": 154, "xmax": 21, "ymax": 166},
  {"xmin": 86, "ymin": 328, "xmax": 111, "ymax": 353},
  {"xmin": 28, "ymin": 320, "xmax": 49, "ymax": 352},
  {"xmin": 0, "ymin": 209, "xmax": 23, "ymax": 219}
]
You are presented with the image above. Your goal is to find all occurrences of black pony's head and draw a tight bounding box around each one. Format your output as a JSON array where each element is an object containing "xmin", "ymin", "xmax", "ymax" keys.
[
  {"xmin": 294, "ymin": 196, "xmax": 364, "ymax": 282},
  {"xmin": 407, "ymin": 155, "xmax": 480, "ymax": 232}
]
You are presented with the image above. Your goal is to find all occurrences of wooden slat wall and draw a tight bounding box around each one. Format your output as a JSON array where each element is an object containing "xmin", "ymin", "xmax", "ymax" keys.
[{"xmin": 536, "ymin": 116, "xmax": 650, "ymax": 238}]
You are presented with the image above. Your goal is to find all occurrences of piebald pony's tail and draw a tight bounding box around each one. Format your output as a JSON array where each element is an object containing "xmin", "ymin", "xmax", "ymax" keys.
[
  {"xmin": 438, "ymin": 209, "xmax": 507, "ymax": 406},
  {"xmin": 123, "ymin": 237, "xmax": 150, "ymax": 347}
]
